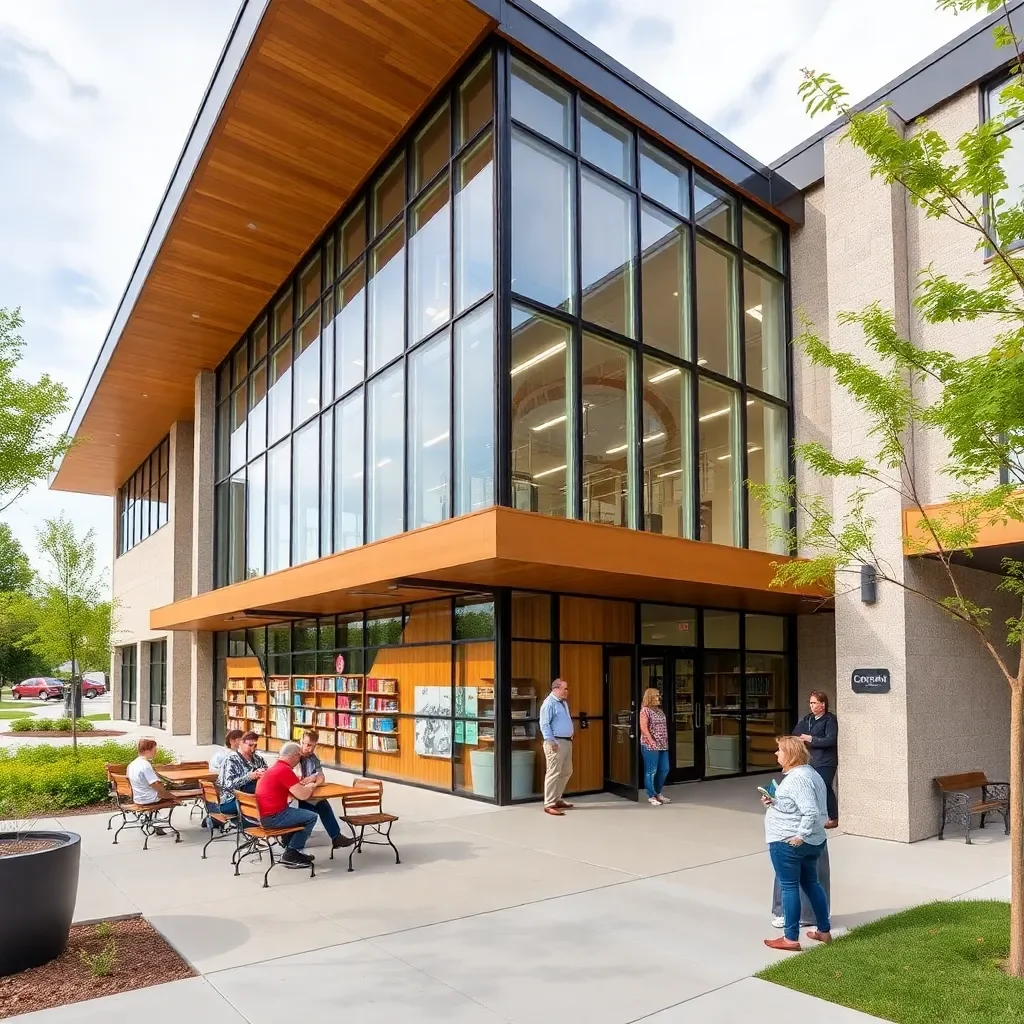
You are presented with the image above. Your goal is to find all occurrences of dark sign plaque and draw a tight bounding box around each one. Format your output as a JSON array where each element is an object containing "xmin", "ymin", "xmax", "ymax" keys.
[{"xmin": 852, "ymin": 669, "xmax": 890, "ymax": 694}]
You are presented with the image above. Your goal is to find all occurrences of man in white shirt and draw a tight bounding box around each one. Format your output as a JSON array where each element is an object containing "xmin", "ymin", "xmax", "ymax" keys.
[{"xmin": 126, "ymin": 738, "xmax": 176, "ymax": 836}]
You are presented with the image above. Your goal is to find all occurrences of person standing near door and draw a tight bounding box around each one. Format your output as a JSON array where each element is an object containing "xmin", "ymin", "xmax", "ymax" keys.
[
  {"xmin": 794, "ymin": 691, "xmax": 839, "ymax": 828},
  {"xmin": 639, "ymin": 687, "xmax": 671, "ymax": 806},
  {"xmin": 540, "ymin": 678, "xmax": 574, "ymax": 816}
]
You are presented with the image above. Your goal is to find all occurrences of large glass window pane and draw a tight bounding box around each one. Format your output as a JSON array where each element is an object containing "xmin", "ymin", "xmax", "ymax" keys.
[
  {"xmin": 214, "ymin": 481, "xmax": 228, "ymax": 588},
  {"xmin": 455, "ymin": 132, "xmax": 493, "ymax": 313},
  {"xmin": 334, "ymin": 265, "xmax": 365, "ymax": 397},
  {"xmin": 368, "ymin": 364, "xmax": 404, "ymax": 541},
  {"xmin": 641, "ymin": 203, "xmax": 690, "ymax": 359},
  {"xmin": 409, "ymin": 331, "xmax": 451, "ymax": 529},
  {"xmin": 747, "ymin": 398, "xmax": 789, "ymax": 554},
  {"xmin": 511, "ymin": 306, "xmax": 571, "ymax": 517},
  {"xmin": 743, "ymin": 208, "xmax": 783, "ymax": 271},
  {"xmin": 368, "ymin": 226, "xmax": 405, "ymax": 373},
  {"xmin": 216, "ymin": 402, "xmax": 229, "ymax": 479},
  {"xmin": 334, "ymin": 391, "xmax": 364, "ymax": 551},
  {"xmin": 746, "ymin": 614, "xmax": 787, "ymax": 652},
  {"xmin": 272, "ymin": 292, "xmax": 293, "ymax": 345},
  {"xmin": 415, "ymin": 102, "xmax": 450, "ymax": 192},
  {"xmin": 705, "ymin": 610, "xmax": 740, "ymax": 648},
  {"xmin": 582, "ymin": 334, "xmax": 634, "ymax": 526},
  {"xmin": 743, "ymin": 264, "xmax": 786, "ymax": 399},
  {"xmin": 409, "ymin": 177, "xmax": 451, "ymax": 343},
  {"xmin": 643, "ymin": 357, "xmax": 693, "ymax": 538},
  {"xmin": 581, "ymin": 102, "xmax": 633, "ymax": 183},
  {"xmin": 340, "ymin": 201, "xmax": 365, "ymax": 272},
  {"xmin": 268, "ymin": 341, "xmax": 292, "ymax": 444},
  {"xmin": 320, "ymin": 413, "xmax": 333, "ymax": 558},
  {"xmin": 292, "ymin": 420, "xmax": 319, "ymax": 565},
  {"xmin": 373, "ymin": 154, "xmax": 406, "ymax": 235},
  {"xmin": 581, "ymin": 170, "xmax": 635, "ymax": 338},
  {"xmin": 698, "ymin": 379, "xmax": 740, "ymax": 546},
  {"xmin": 229, "ymin": 470, "xmax": 246, "ymax": 584},
  {"xmin": 640, "ymin": 142, "xmax": 689, "ymax": 217},
  {"xmin": 696, "ymin": 238, "xmax": 739, "ymax": 379},
  {"xmin": 705, "ymin": 650, "xmax": 741, "ymax": 775},
  {"xmin": 512, "ymin": 131, "xmax": 575, "ymax": 312},
  {"xmin": 510, "ymin": 58, "xmax": 571, "ymax": 146},
  {"xmin": 267, "ymin": 439, "xmax": 290, "ymax": 573},
  {"xmin": 293, "ymin": 308, "xmax": 321, "ymax": 426},
  {"xmin": 320, "ymin": 294, "xmax": 334, "ymax": 408},
  {"xmin": 455, "ymin": 301, "xmax": 494, "ymax": 515},
  {"xmin": 299, "ymin": 254, "xmax": 321, "ymax": 315},
  {"xmin": 247, "ymin": 455, "xmax": 266, "ymax": 578},
  {"xmin": 694, "ymin": 175, "xmax": 737, "ymax": 244},
  {"xmin": 458, "ymin": 54, "xmax": 492, "ymax": 145},
  {"xmin": 248, "ymin": 362, "xmax": 267, "ymax": 456}
]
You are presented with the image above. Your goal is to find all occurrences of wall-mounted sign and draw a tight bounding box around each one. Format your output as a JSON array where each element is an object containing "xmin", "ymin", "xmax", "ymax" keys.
[
  {"xmin": 852, "ymin": 668, "xmax": 890, "ymax": 694},
  {"xmin": 678, "ymin": 622, "xmax": 690, "ymax": 632},
  {"xmin": 335, "ymin": 654, "xmax": 345, "ymax": 674}
]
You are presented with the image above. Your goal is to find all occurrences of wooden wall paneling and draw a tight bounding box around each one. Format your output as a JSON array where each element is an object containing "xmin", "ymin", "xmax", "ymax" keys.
[
  {"xmin": 367, "ymin": 644, "xmax": 452, "ymax": 715},
  {"xmin": 365, "ymin": 716, "xmax": 453, "ymax": 789},
  {"xmin": 560, "ymin": 596, "xmax": 634, "ymax": 644},
  {"xmin": 404, "ymin": 599, "xmax": 453, "ymax": 644},
  {"xmin": 526, "ymin": 722, "xmax": 604, "ymax": 795},
  {"xmin": 511, "ymin": 642, "xmax": 551, "ymax": 697},
  {"xmin": 511, "ymin": 592, "xmax": 551, "ymax": 638},
  {"xmin": 558, "ymin": 644, "xmax": 604, "ymax": 718}
]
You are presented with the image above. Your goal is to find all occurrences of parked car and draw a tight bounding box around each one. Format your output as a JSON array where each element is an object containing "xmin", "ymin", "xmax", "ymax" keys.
[
  {"xmin": 12, "ymin": 678, "xmax": 65, "ymax": 700},
  {"xmin": 80, "ymin": 678, "xmax": 106, "ymax": 698}
]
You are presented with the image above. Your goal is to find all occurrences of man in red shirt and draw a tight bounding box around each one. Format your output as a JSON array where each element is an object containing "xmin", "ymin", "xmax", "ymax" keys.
[{"xmin": 255, "ymin": 742, "xmax": 320, "ymax": 867}]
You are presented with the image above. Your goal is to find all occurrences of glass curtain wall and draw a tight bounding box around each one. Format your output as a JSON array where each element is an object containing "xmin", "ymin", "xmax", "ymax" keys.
[
  {"xmin": 117, "ymin": 437, "xmax": 170, "ymax": 555},
  {"xmin": 507, "ymin": 54, "xmax": 790, "ymax": 550},
  {"xmin": 213, "ymin": 52, "xmax": 496, "ymax": 588},
  {"xmin": 119, "ymin": 644, "xmax": 137, "ymax": 722},
  {"xmin": 149, "ymin": 639, "xmax": 167, "ymax": 730}
]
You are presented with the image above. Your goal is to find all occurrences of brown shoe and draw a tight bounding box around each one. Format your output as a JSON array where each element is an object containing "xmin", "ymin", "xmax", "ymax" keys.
[
  {"xmin": 543, "ymin": 806, "xmax": 565, "ymax": 816},
  {"xmin": 824, "ymin": 819, "xmax": 839, "ymax": 830},
  {"xmin": 806, "ymin": 930, "xmax": 832, "ymax": 943},
  {"xmin": 555, "ymin": 800, "xmax": 574, "ymax": 810},
  {"xmin": 763, "ymin": 937, "xmax": 801, "ymax": 951}
]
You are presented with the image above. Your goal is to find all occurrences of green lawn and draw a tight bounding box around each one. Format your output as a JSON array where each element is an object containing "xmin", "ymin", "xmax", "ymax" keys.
[
  {"xmin": 0, "ymin": 699, "xmax": 46, "ymax": 711},
  {"xmin": 84, "ymin": 713, "xmax": 110, "ymax": 722},
  {"xmin": 758, "ymin": 901, "xmax": 1023, "ymax": 1023},
  {"xmin": 0, "ymin": 710, "xmax": 32, "ymax": 720}
]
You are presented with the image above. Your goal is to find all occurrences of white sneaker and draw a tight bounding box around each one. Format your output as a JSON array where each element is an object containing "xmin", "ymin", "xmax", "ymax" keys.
[
  {"xmin": 771, "ymin": 916, "xmax": 785, "ymax": 929},
  {"xmin": 648, "ymin": 797, "xmax": 661, "ymax": 806},
  {"xmin": 657, "ymin": 794, "xmax": 671, "ymax": 803}
]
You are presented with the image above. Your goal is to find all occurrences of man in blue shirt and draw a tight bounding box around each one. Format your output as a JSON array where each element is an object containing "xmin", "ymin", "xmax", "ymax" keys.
[{"xmin": 539, "ymin": 678, "xmax": 574, "ymax": 815}]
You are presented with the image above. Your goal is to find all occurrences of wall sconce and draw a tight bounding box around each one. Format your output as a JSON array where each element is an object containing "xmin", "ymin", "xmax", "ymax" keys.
[{"xmin": 860, "ymin": 564, "xmax": 877, "ymax": 604}]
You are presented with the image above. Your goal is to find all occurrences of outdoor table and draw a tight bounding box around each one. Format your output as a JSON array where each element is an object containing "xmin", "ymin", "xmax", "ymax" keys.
[
  {"xmin": 310, "ymin": 782, "xmax": 359, "ymax": 801},
  {"xmin": 156, "ymin": 766, "xmax": 218, "ymax": 786}
]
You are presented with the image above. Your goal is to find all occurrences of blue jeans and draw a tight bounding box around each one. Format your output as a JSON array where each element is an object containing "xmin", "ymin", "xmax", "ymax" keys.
[
  {"xmin": 298, "ymin": 799, "xmax": 341, "ymax": 840},
  {"xmin": 641, "ymin": 747, "xmax": 669, "ymax": 798},
  {"xmin": 261, "ymin": 806, "xmax": 318, "ymax": 851},
  {"xmin": 768, "ymin": 840, "xmax": 831, "ymax": 941}
]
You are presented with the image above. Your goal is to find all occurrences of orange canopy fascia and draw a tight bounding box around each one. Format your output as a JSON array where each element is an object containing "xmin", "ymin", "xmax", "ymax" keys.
[
  {"xmin": 902, "ymin": 492, "xmax": 1024, "ymax": 555},
  {"xmin": 151, "ymin": 508, "xmax": 826, "ymax": 632}
]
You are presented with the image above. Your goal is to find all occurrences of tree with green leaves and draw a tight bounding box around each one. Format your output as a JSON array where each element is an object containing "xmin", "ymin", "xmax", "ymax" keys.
[
  {"xmin": 752, "ymin": 0, "xmax": 1024, "ymax": 977},
  {"xmin": 19, "ymin": 517, "xmax": 113, "ymax": 749},
  {"xmin": 0, "ymin": 308, "xmax": 72, "ymax": 514},
  {"xmin": 0, "ymin": 593, "xmax": 50, "ymax": 694},
  {"xmin": 0, "ymin": 524, "xmax": 33, "ymax": 593}
]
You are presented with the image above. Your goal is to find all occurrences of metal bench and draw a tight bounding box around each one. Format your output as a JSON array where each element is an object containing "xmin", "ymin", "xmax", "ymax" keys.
[{"xmin": 934, "ymin": 771, "xmax": 1009, "ymax": 844}]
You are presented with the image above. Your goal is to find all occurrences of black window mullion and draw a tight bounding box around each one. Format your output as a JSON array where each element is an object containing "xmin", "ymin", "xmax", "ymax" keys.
[
  {"xmin": 687, "ymin": 168, "xmax": 701, "ymax": 541},
  {"xmin": 495, "ymin": 42, "xmax": 513, "ymax": 509},
  {"xmin": 632, "ymin": 119, "xmax": 645, "ymax": 532},
  {"xmin": 736, "ymin": 209, "xmax": 749, "ymax": 551},
  {"xmin": 403, "ymin": 138, "xmax": 412, "ymax": 536},
  {"xmin": 572, "ymin": 89, "xmax": 583, "ymax": 521}
]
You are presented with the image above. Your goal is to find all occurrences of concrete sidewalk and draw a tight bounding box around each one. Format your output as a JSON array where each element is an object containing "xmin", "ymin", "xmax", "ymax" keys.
[{"xmin": 6, "ymin": 743, "xmax": 1009, "ymax": 1023}]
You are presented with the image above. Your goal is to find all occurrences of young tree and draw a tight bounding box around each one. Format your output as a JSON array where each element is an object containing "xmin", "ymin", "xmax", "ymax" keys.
[
  {"xmin": 0, "ymin": 524, "xmax": 32, "ymax": 593},
  {"xmin": 0, "ymin": 308, "xmax": 72, "ymax": 513},
  {"xmin": 0, "ymin": 593, "xmax": 50, "ymax": 694},
  {"xmin": 22, "ymin": 518, "xmax": 109, "ymax": 749},
  {"xmin": 753, "ymin": 0, "xmax": 1024, "ymax": 977}
]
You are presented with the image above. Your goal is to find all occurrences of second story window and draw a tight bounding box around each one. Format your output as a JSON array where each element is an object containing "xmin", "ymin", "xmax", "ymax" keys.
[{"xmin": 118, "ymin": 437, "xmax": 169, "ymax": 555}]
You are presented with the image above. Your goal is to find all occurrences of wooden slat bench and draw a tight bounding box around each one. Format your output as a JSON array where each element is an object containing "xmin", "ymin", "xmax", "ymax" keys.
[{"xmin": 934, "ymin": 771, "xmax": 1009, "ymax": 844}]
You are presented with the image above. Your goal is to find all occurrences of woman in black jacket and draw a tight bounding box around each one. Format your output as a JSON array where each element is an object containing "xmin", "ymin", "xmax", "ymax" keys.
[{"xmin": 794, "ymin": 690, "xmax": 838, "ymax": 828}]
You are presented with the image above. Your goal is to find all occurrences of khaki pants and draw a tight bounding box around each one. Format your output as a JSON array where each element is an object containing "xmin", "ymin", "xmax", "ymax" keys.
[{"xmin": 543, "ymin": 739, "xmax": 573, "ymax": 807}]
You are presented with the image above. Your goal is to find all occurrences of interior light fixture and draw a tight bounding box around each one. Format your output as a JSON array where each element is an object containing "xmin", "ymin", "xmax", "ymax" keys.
[
  {"xmin": 697, "ymin": 357, "xmax": 708, "ymax": 366},
  {"xmin": 510, "ymin": 341, "xmax": 566, "ymax": 377},
  {"xmin": 698, "ymin": 407, "xmax": 730, "ymax": 422},
  {"xmin": 604, "ymin": 430, "xmax": 666, "ymax": 456},
  {"xmin": 648, "ymin": 367, "xmax": 681, "ymax": 384},
  {"xmin": 532, "ymin": 414, "xmax": 567, "ymax": 432},
  {"xmin": 657, "ymin": 468, "xmax": 683, "ymax": 478},
  {"xmin": 533, "ymin": 464, "xmax": 567, "ymax": 480},
  {"xmin": 746, "ymin": 304, "xmax": 763, "ymax": 322},
  {"xmin": 422, "ymin": 432, "xmax": 449, "ymax": 448},
  {"xmin": 718, "ymin": 444, "xmax": 765, "ymax": 461},
  {"xmin": 375, "ymin": 458, "xmax": 393, "ymax": 468}
]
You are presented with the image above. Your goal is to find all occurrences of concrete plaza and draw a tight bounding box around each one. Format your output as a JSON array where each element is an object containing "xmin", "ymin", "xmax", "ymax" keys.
[{"xmin": 4, "ymin": 732, "xmax": 1011, "ymax": 1024}]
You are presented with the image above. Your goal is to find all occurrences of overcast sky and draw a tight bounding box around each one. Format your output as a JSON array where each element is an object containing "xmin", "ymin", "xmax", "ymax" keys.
[{"xmin": 0, "ymin": 0, "xmax": 988, "ymax": 586}]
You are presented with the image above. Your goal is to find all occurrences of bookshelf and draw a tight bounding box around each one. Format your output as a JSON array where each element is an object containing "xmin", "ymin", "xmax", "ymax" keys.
[{"xmin": 476, "ymin": 678, "xmax": 537, "ymax": 745}]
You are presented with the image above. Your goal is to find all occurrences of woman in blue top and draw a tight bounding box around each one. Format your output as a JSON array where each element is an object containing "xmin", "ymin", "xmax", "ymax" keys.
[{"xmin": 762, "ymin": 735, "xmax": 832, "ymax": 951}]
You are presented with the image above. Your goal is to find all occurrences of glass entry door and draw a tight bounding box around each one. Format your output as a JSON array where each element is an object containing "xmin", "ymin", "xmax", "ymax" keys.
[
  {"xmin": 640, "ymin": 649, "xmax": 703, "ymax": 783},
  {"xmin": 604, "ymin": 647, "xmax": 637, "ymax": 798}
]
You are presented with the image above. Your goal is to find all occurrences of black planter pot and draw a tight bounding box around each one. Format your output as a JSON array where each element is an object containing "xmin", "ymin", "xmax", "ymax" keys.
[{"xmin": 0, "ymin": 831, "xmax": 81, "ymax": 976}]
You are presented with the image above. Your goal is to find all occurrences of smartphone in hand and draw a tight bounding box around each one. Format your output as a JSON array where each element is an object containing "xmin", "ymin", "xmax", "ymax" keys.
[{"xmin": 757, "ymin": 786, "xmax": 775, "ymax": 802}]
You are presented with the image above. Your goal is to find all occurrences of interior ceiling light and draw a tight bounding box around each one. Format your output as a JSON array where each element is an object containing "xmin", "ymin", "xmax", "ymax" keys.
[
  {"xmin": 533, "ymin": 463, "xmax": 567, "ymax": 480},
  {"xmin": 698, "ymin": 406, "xmax": 729, "ymax": 422},
  {"xmin": 605, "ymin": 430, "xmax": 665, "ymax": 456},
  {"xmin": 532, "ymin": 414, "xmax": 567, "ymax": 432},
  {"xmin": 746, "ymin": 304, "xmax": 763, "ymax": 322},
  {"xmin": 717, "ymin": 444, "xmax": 764, "ymax": 461},
  {"xmin": 510, "ymin": 341, "xmax": 566, "ymax": 377},
  {"xmin": 648, "ymin": 367, "xmax": 681, "ymax": 384},
  {"xmin": 697, "ymin": 357, "xmax": 708, "ymax": 366},
  {"xmin": 657, "ymin": 468, "xmax": 682, "ymax": 478}
]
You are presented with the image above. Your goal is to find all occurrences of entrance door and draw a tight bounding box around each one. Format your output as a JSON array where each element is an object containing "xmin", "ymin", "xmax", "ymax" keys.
[
  {"xmin": 640, "ymin": 649, "xmax": 703, "ymax": 782},
  {"xmin": 604, "ymin": 647, "xmax": 637, "ymax": 798}
]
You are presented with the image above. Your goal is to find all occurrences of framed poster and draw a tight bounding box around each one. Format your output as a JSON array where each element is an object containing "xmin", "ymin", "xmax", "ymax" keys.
[{"xmin": 414, "ymin": 686, "xmax": 452, "ymax": 758}]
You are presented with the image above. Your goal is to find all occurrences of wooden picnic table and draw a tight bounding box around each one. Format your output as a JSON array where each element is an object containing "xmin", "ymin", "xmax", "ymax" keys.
[
  {"xmin": 310, "ymin": 782, "xmax": 359, "ymax": 801},
  {"xmin": 156, "ymin": 766, "xmax": 218, "ymax": 786}
]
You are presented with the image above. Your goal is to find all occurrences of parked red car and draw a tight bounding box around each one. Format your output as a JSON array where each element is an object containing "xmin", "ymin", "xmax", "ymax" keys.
[
  {"xmin": 81, "ymin": 678, "xmax": 106, "ymax": 698},
  {"xmin": 11, "ymin": 678, "xmax": 65, "ymax": 700}
]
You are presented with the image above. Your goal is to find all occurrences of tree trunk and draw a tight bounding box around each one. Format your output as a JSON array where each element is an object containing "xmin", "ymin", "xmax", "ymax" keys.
[{"xmin": 1010, "ymin": 679, "xmax": 1024, "ymax": 976}]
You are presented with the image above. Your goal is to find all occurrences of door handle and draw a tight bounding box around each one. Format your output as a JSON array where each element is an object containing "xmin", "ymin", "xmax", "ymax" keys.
[{"xmin": 694, "ymin": 703, "xmax": 702, "ymax": 730}]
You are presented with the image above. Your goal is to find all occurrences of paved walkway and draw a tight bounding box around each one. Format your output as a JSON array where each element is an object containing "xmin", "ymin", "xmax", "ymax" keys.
[{"xmin": 6, "ymin": 734, "xmax": 1011, "ymax": 1023}]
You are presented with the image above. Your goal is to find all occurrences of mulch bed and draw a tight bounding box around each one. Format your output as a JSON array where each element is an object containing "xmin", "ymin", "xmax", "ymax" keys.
[
  {"xmin": 4, "ymin": 729, "xmax": 124, "ymax": 738},
  {"xmin": 0, "ymin": 916, "xmax": 194, "ymax": 1018}
]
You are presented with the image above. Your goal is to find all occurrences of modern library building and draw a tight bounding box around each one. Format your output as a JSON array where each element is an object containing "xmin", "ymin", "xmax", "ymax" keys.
[{"xmin": 53, "ymin": 0, "xmax": 1024, "ymax": 839}]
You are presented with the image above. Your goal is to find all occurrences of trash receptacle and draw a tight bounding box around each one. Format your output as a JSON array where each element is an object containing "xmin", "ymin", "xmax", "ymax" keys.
[
  {"xmin": 511, "ymin": 750, "xmax": 535, "ymax": 800},
  {"xmin": 469, "ymin": 750, "xmax": 495, "ymax": 798}
]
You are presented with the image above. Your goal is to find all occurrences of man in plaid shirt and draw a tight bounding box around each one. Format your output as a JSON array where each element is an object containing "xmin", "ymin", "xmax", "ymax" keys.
[{"xmin": 217, "ymin": 731, "xmax": 268, "ymax": 815}]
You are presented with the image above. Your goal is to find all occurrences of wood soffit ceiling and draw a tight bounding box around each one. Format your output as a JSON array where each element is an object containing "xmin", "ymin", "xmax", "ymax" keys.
[
  {"xmin": 150, "ymin": 508, "xmax": 827, "ymax": 632},
  {"xmin": 53, "ymin": 0, "xmax": 494, "ymax": 496}
]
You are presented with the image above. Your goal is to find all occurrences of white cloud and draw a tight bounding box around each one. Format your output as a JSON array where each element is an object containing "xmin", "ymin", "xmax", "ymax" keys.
[{"xmin": 0, "ymin": 0, "xmax": 990, "ymax": 586}]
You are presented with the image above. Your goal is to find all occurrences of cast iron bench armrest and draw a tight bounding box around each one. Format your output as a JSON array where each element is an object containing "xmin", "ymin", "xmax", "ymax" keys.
[{"xmin": 982, "ymin": 782, "xmax": 1010, "ymax": 802}]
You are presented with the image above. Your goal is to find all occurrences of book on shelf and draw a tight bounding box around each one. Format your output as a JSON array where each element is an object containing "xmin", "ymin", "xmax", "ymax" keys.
[
  {"xmin": 367, "ymin": 696, "xmax": 398, "ymax": 712},
  {"xmin": 366, "ymin": 677, "xmax": 398, "ymax": 695},
  {"xmin": 367, "ymin": 733, "xmax": 399, "ymax": 753},
  {"xmin": 293, "ymin": 678, "xmax": 310, "ymax": 692},
  {"xmin": 478, "ymin": 686, "xmax": 495, "ymax": 699},
  {"xmin": 337, "ymin": 713, "xmax": 362, "ymax": 731},
  {"xmin": 338, "ymin": 676, "xmax": 362, "ymax": 693},
  {"xmin": 338, "ymin": 731, "xmax": 361, "ymax": 750},
  {"xmin": 366, "ymin": 716, "xmax": 396, "ymax": 733},
  {"xmin": 336, "ymin": 694, "xmax": 362, "ymax": 710},
  {"xmin": 315, "ymin": 711, "xmax": 337, "ymax": 728}
]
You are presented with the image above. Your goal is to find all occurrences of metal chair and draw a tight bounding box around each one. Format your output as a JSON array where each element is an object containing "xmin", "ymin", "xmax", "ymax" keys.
[
  {"xmin": 110, "ymin": 775, "xmax": 180, "ymax": 850},
  {"xmin": 104, "ymin": 763, "xmax": 127, "ymax": 831},
  {"xmin": 232, "ymin": 790, "xmax": 315, "ymax": 888},
  {"xmin": 339, "ymin": 779, "xmax": 400, "ymax": 872},
  {"xmin": 199, "ymin": 780, "xmax": 238, "ymax": 860}
]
